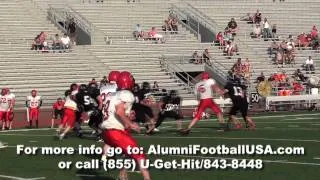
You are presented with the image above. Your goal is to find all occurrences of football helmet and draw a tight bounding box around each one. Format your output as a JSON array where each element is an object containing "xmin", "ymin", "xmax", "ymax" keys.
[
  {"xmin": 117, "ymin": 71, "xmax": 135, "ymax": 90},
  {"xmin": 201, "ymin": 72, "xmax": 210, "ymax": 80},
  {"xmin": 108, "ymin": 71, "xmax": 121, "ymax": 83}
]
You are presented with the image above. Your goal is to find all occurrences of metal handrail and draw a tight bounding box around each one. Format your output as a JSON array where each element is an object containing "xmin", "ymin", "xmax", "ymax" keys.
[{"xmin": 160, "ymin": 56, "xmax": 197, "ymax": 95}]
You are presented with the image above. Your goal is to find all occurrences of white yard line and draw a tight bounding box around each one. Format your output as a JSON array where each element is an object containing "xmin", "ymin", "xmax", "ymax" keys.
[
  {"xmin": 0, "ymin": 175, "xmax": 45, "ymax": 180},
  {"xmin": 76, "ymin": 174, "xmax": 96, "ymax": 177},
  {"xmin": 313, "ymin": 157, "xmax": 320, "ymax": 160}
]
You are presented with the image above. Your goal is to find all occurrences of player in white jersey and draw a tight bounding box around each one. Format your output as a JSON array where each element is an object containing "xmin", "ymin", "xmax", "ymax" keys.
[
  {"xmin": 26, "ymin": 90, "xmax": 42, "ymax": 128},
  {"xmin": 100, "ymin": 71, "xmax": 151, "ymax": 180},
  {"xmin": 0, "ymin": 88, "xmax": 12, "ymax": 130},
  {"xmin": 181, "ymin": 72, "xmax": 225, "ymax": 134},
  {"xmin": 6, "ymin": 88, "xmax": 15, "ymax": 129},
  {"xmin": 57, "ymin": 90, "xmax": 78, "ymax": 140}
]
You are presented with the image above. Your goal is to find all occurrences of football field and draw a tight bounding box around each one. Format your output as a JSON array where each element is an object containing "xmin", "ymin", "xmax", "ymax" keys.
[{"xmin": 0, "ymin": 111, "xmax": 320, "ymax": 180}]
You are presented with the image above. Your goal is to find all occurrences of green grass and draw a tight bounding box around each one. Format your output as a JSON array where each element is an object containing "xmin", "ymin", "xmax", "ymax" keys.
[{"xmin": 0, "ymin": 112, "xmax": 320, "ymax": 180}]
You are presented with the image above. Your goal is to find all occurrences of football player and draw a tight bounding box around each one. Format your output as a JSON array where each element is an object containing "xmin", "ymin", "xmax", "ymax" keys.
[
  {"xmin": 100, "ymin": 71, "xmax": 151, "ymax": 180},
  {"xmin": 57, "ymin": 90, "xmax": 78, "ymax": 140},
  {"xmin": 132, "ymin": 82, "xmax": 155, "ymax": 133},
  {"xmin": 76, "ymin": 83, "xmax": 103, "ymax": 137},
  {"xmin": 51, "ymin": 98, "xmax": 65, "ymax": 128},
  {"xmin": 0, "ymin": 88, "xmax": 11, "ymax": 130},
  {"xmin": 6, "ymin": 88, "xmax": 15, "ymax": 130},
  {"xmin": 26, "ymin": 90, "xmax": 42, "ymax": 128},
  {"xmin": 156, "ymin": 90, "xmax": 183, "ymax": 130},
  {"xmin": 224, "ymin": 77, "xmax": 256, "ymax": 129},
  {"xmin": 181, "ymin": 72, "xmax": 225, "ymax": 134}
]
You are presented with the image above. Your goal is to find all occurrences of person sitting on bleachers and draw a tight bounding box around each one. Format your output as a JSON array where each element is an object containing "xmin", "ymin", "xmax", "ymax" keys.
[
  {"xmin": 224, "ymin": 40, "xmax": 238, "ymax": 57},
  {"xmin": 240, "ymin": 13, "xmax": 254, "ymax": 23},
  {"xmin": 293, "ymin": 69, "xmax": 308, "ymax": 82},
  {"xmin": 304, "ymin": 56, "xmax": 315, "ymax": 74},
  {"xmin": 53, "ymin": 34, "xmax": 62, "ymax": 50},
  {"xmin": 232, "ymin": 58, "xmax": 243, "ymax": 77},
  {"xmin": 297, "ymin": 32, "xmax": 311, "ymax": 48},
  {"xmin": 227, "ymin": 18, "xmax": 238, "ymax": 36},
  {"xmin": 311, "ymin": 35, "xmax": 319, "ymax": 50},
  {"xmin": 162, "ymin": 20, "xmax": 171, "ymax": 33},
  {"xmin": 286, "ymin": 39, "xmax": 296, "ymax": 64},
  {"xmin": 60, "ymin": 33, "xmax": 71, "ymax": 49},
  {"xmin": 271, "ymin": 24, "xmax": 278, "ymax": 39},
  {"xmin": 251, "ymin": 24, "xmax": 262, "ymax": 38},
  {"xmin": 311, "ymin": 25, "xmax": 318, "ymax": 39},
  {"xmin": 148, "ymin": 27, "xmax": 164, "ymax": 43},
  {"xmin": 190, "ymin": 51, "xmax": 201, "ymax": 64},
  {"xmin": 31, "ymin": 32, "xmax": 47, "ymax": 50},
  {"xmin": 242, "ymin": 58, "xmax": 252, "ymax": 80},
  {"xmin": 269, "ymin": 40, "xmax": 279, "ymax": 58},
  {"xmin": 215, "ymin": 32, "xmax": 224, "ymax": 48},
  {"xmin": 253, "ymin": 9, "xmax": 262, "ymax": 24},
  {"xmin": 171, "ymin": 17, "xmax": 178, "ymax": 33},
  {"xmin": 202, "ymin": 49, "xmax": 212, "ymax": 66},
  {"xmin": 292, "ymin": 81, "xmax": 304, "ymax": 95},
  {"xmin": 133, "ymin": 24, "xmax": 144, "ymax": 40}
]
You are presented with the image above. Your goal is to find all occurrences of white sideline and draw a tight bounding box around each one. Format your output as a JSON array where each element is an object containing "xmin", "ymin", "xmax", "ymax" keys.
[{"xmin": 0, "ymin": 175, "xmax": 46, "ymax": 180}]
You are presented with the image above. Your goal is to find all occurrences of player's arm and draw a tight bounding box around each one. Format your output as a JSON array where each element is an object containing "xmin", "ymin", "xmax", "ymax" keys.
[
  {"xmin": 39, "ymin": 99, "xmax": 43, "ymax": 108},
  {"xmin": 25, "ymin": 98, "xmax": 30, "ymax": 108},
  {"xmin": 96, "ymin": 95, "xmax": 103, "ymax": 111},
  {"xmin": 115, "ymin": 102, "xmax": 140, "ymax": 133},
  {"xmin": 211, "ymin": 84, "xmax": 225, "ymax": 96}
]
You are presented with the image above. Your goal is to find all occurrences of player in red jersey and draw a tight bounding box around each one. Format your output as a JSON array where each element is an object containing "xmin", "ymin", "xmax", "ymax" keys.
[
  {"xmin": 100, "ymin": 71, "xmax": 151, "ymax": 180},
  {"xmin": 0, "ymin": 88, "xmax": 11, "ymax": 130},
  {"xmin": 181, "ymin": 72, "xmax": 226, "ymax": 134},
  {"xmin": 51, "ymin": 98, "xmax": 65, "ymax": 128},
  {"xmin": 26, "ymin": 90, "xmax": 42, "ymax": 128}
]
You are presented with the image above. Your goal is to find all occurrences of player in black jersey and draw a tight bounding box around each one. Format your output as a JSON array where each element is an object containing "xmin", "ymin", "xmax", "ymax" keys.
[
  {"xmin": 156, "ymin": 90, "xmax": 183, "ymax": 130},
  {"xmin": 131, "ymin": 82, "xmax": 155, "ymax": 134},
  {"xmin": 76, "ymin": 84, "xmax": 103, "ymax": 134},
  {"xmin": 224, "ymin": 78, "xmax": 256, "ymax": 130}
]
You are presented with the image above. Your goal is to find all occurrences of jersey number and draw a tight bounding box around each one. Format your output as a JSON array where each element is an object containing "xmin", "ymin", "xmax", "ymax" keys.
[
  {"xmin": 233, "ymin": 87, "xmax": 243, "ymax": 96},
  {"xmin": 84, "ymin": 96, "xmax": 90, "ymax": 105},
  {"xmin": 103, "ymin": 100, "xmax": 111, "ymax": 120}
]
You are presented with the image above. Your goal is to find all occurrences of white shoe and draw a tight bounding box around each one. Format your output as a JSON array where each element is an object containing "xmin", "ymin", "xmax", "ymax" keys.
[
  {"xmin": 153, "ymin": 128, "xmax": 160, "ymax": 132},
  {"xmin": 59, "ymin": 134, "xmax": 65, "ymax": 140},
  {"xmin": 0, "ymin": 141, "xmax": 8, "ymax": 149}
]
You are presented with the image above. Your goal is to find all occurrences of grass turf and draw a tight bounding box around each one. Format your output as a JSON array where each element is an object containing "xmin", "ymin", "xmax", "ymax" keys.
[{"xmin": 0, "ymin": 111, "xmax": 320, "ymax": 180}]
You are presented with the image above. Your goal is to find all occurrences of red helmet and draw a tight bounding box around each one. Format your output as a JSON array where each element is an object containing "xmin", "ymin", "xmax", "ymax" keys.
[
  {"xmin": 201, "ymin": 72, "xmax": 210, "ymax": 80},
  {"xmin": 108, "ymin": 71, "xmax": 121, "ymax": 83},
  {"xmin": 117, "ymin": 71, "xmax": 135, "ymax": 90}
]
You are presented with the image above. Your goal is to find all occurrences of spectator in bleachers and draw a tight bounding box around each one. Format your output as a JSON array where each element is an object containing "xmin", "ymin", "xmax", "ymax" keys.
[
  {"xmin": 297, "ymin": 32, "xmax": 311, "ymax": 48},
  {"xmin": 202, "ymin": 49, "xmax": 212, "ymax": 66},
  {"xmin": 262, "ymin": 18, "xmax": 272, "ymax": 39},
  {"xmin": 243, "ymin": 58, "xmax": 252, "ymax": 80},
  {"xmin": 67, "ymin": 18, "xmax": 76, "ymax": 45},
  {"xmin": 253, "ymin": 9, "xmax": 262, "ymax": 24},
  {"xmin": 286, "ymin": 39, "xmax": 296, "ymax": 64},
  {"xmin": 53, "ymin": 34, "xmax": 62, "ymax": 49},
  {"xmin": 215, "ymin": 32, "xmax": 224, "ymax": 48},
  {"xmin": 232, "ymin": 58, "xmax": 243, "ymax": 77},
  {"xmin": 60, "ymin": 33, "xmax": 71, "ymax": 49},
  {"xmin": 271, "ymin": 24, "xmax": 278, "ymax": 39},
  {"xmin": 311, "ymin": 35, "xmax": 319, "ymax": 50},
  {"xmin": 171, "ymin": 17, "xmax": 178, "ymax": 33},
  {"xmin": 292, "ymin": 81, "xmax": 304, "ymax": 95},
  {"xmin": 227, "ymin": 18, "xmax": 238, "ymax": 35},
  {"xmin": 293, "ymin": 69, "xmax": 307, "ymax": 82},
  {"xmin": 251, "ymin": 24, "xmax": 262, "ymax": 38},
  {"xmin": 31, "ymin": 32, "xmax": 47, "ymax": 50},
  {"xmin": 148, "ymin": 27, "xmax": 164, "ymax": 43},
  {"xmin": 256, "ymin": 72, "xmax": 265, "ymax": 83},
  {"xmin": 305, "ymin": 56, "xmax": 315, "ymax": 74},
  {"xmin": 269, "ymin": 40, "xmax": 279, "ymax": 58},
  {"xmin": 240, "ymin": 13, "xmax": 254, "ymax": 23},
  {"xmin": 134, "ymin": 24, "xmax": 144, "ymax": 40},
  {"xmin": 311, "ymin": 25, "xmax": 318, "ymax": 39},
  {"xmin": 190, "ymin": 51, "xmax": 201, "ymax": 64},
  {"xmin": 224, "ymin": 40, "xmax": 238, "ymax": 57},
  {"xmin": 153, "ymin": 81, "xmax": 159, "ymax": 92},
  {"xmin": 162, "ymin": 20, "xmax": 171, "ymax": 33}
]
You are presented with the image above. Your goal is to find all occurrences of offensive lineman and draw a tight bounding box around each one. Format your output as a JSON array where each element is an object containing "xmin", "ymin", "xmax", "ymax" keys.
[
  {"xmin": 100, "ymin": 71, "xmax": 151, "ymax": 180},
  {"xmin": 224, "ymin": 77, "xmax": 256, "ymax": 129},
  {"xmin": 26, "ymin": 90, "xmax": 42, "ymax": 128},
  {"xmin": 181, "ymin": 72, "xmax": 226, "ymax": 134},
  {"xmin": 156, "ymin": 90, "xmax": 183, "ymax": 130}
]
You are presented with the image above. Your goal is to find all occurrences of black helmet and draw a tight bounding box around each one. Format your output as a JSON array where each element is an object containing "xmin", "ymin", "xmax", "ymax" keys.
[
  {"xmin": 79, "ymin": 84, "xmax": 87, "ymax": 92},
  {"xmin": 169, "ymin": 90, "xmax": 178, "ymax": 97},
  {"xmin": 142, "ymin": 82, "xmax": 151, "ymax": 90}
]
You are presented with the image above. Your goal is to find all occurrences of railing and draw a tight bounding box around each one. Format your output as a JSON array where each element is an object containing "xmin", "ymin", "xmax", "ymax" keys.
[{"xmin": 160, "ymin": 56, "xmax": 197, "ymax": 96}]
